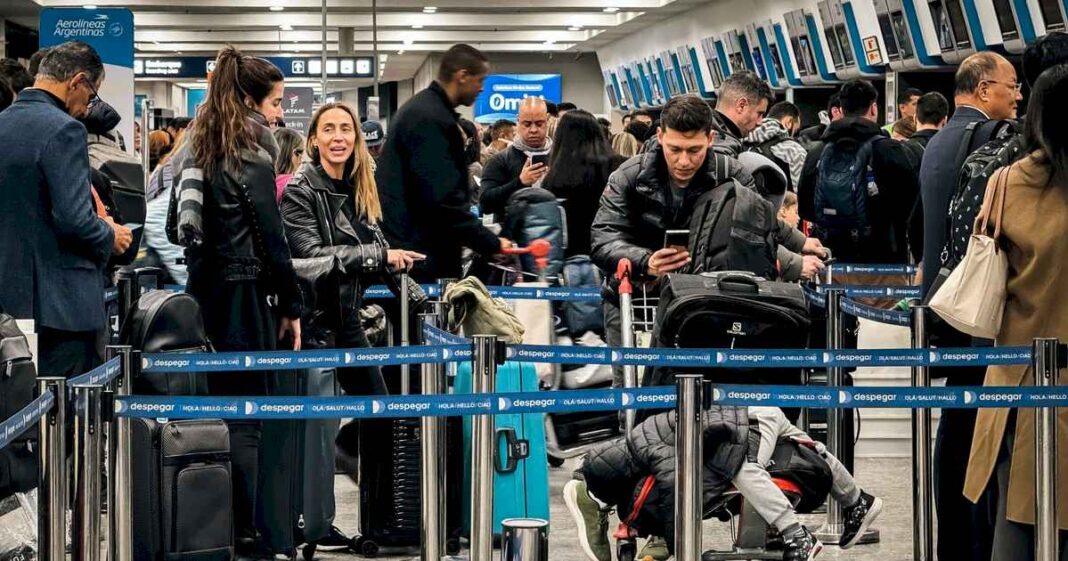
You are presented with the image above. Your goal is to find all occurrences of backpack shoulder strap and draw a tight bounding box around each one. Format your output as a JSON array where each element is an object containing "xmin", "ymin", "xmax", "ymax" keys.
[{"xmin": 953, "ymin": 121, "xmax": 982, "ymax": 170}]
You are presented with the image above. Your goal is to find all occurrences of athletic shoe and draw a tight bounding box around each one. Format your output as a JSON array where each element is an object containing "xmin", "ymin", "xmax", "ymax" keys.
[
  {"xmin": 638, "ymin": 535, "xmax": 670, "ymax": 560},
  {"xmin": 562, "ymin": 479, "xmax": 611, "ymax": 561},
  {"xmin": 783, "ymin": 526, "xmax": 823, "ymax": 561},
  {"xmin": 840, "ymin": 491, "xmax": 883, "ymax": 549}
]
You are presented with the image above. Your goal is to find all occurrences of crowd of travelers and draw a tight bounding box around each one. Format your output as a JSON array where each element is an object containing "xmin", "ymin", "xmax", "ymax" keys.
[{"xmin": 0, "ymin": 31, "xmax": 1065, "ymax": 561}]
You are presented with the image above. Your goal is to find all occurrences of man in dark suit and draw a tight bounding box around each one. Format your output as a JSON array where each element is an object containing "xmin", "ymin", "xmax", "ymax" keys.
[
  {"xmin": 918, "ymin": 51, "xmax": 1020, "ymax": 561},
  {"xmin": 0, "ymin": 41, "xmax": 131, "ymax": 378},
  {"xmin": 376, "ymin": 43, "xmax": 509, "ymax": 282}
]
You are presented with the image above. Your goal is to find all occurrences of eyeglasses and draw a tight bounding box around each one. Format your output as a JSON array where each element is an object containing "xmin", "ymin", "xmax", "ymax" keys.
[
  {"xmin": 983, "ymin": 79, "xmax": 1022, "ymax": 93},
  {"xmin": 80, "ymin": 75, "xmax": 100, "ymax": 105}
]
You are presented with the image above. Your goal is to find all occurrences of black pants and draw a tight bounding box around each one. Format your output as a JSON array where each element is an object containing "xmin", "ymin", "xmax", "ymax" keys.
[
  {"xmin": 38, "ymin": 326, "xmax": 101, "ymax": 379},
  {"xmin": 335, "ymin": 317, "xmax": 389, "ymax": 461},
  {"xmin": 934, "ymin": 368, "xmax": 996, "ymax": 561}
]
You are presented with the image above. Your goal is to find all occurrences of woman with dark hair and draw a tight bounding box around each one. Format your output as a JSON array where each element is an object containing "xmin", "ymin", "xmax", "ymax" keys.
[
  {"xmin": 458, "ymin": 118, "xmax": 483, "ymax": 202},
  {"xmin": 172, "ymin": 46, "xmax": 302, "ymax": 557},
  {"xmin": 543, "ymin": 109, "xmax": 627, "ymax": 257},
  {"xmin": 272, "ymin": 126, "xmax": 304, "ymax": 202},
  {"xmin": 963, "ymin": 63, "xmax": 1068, "ymax": 560}
]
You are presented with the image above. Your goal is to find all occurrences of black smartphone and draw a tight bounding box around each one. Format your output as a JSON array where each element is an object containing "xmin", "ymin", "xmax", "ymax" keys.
[
  {"xmin": 530, "ymin": 153, "xmax": 549, "ymax": 166},
  {"xmin": 663, "ymin": 229, "xmax": 690, "ymax": 250}
]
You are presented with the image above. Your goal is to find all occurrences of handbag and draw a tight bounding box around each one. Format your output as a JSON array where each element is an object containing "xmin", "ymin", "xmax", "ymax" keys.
[{"xmin": 928, "ymin": 164, "xmax": 1010, "ymax": 340}]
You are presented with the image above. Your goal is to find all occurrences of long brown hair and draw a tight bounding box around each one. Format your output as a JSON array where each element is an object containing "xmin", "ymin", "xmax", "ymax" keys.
[
  {"xmin": 191, "ymin": 46, "xmax": 283, "ymax": 178},
  {"xmin": 306, "ymin": 102, "xmax": 382, "ymax": 223}
]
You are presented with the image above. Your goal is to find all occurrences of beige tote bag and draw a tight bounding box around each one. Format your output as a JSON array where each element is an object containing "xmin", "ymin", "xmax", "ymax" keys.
[{"xmin": 929, "ymin": 165, "xmax": 1010, "ymax": 339}]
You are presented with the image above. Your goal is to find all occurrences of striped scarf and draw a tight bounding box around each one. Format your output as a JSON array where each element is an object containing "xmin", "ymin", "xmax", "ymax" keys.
[{"xmin": 168, "ymin": 114, "xmax": 279, "ymax": 248}]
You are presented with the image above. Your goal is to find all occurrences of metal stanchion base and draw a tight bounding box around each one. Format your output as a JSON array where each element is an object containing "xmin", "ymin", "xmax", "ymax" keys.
[
  {"xmin": 812, "ymin": 526, "xmax": 880, "ymax": 546},
  {"xmin": 701, "ymin": 550, "xmax": 782, "ymax": 561}
]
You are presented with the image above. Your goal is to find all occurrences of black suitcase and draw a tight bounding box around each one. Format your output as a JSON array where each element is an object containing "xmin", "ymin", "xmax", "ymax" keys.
[
  {"xmin": 292, "ymin": 368, "xmax": 343, "ymax": 559},
  {"xmin": 354, "ymin": 414, "xmax": 465, "ymax": 558},
  {"xmin": 0, "ymin": 313, "xmax": 38, "ymax": 501},
  {"xmin": 131, "ymin": 419, "xmax": 233, "ymax": 561},
  {"xmin": 645, "ymin": 272, "xmax": 811, "ymax": 388},
  {"xmin": 122, "ymin": 285, "xmax": 234, "ymax": 561}
]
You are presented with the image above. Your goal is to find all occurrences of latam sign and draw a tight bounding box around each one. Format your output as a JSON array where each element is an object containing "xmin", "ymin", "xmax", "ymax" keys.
[{"xmin": 474, "ymin": 74, "xmax": 562, "ymax": 124}]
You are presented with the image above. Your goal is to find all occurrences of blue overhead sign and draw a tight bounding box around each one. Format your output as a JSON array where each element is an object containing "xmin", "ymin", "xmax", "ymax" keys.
[
  {"xmin": 474, "ymin": 74, "xmax": 562, "ymax": 124},
  {"xmin": 40, "ymin": 8, "xmax": 134, "ymax": 67}
]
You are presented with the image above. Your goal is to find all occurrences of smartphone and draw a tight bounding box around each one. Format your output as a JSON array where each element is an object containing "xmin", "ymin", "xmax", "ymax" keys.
[
  {"xmin": 663, "ymin": 229, "xmax": 690, "ymax": 250},
  {"xmin": 530, "ymin": 153, "xmax": 549, "ymax": 166}
]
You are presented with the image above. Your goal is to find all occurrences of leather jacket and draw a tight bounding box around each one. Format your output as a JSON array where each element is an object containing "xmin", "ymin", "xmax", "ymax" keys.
[
  {"xmin": 186, "ymin": 145, "xmax": 303, "ymax": 319},
  {"xmin": 281, "ymin": 163, "xmax": 424, "ymax": 342}
]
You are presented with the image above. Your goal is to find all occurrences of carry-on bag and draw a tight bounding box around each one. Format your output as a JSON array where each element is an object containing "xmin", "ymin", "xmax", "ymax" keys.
[
  {"xmin": 645, "ymin": 272, "xmax": 810, "ymax": 388},
  {"xmin": 455, "ymin": 361, "xmax": 550, "ymax": 538}
]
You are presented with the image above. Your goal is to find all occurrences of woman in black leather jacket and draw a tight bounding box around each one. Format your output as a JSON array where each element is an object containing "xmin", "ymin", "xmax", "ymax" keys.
[
  {"xmin": 281, "ymin": 102, "xmax": 424, "ymax": 396},
  {"xmin": 176, "ymin": 47, "xmax": 302, "ymax": 557}
]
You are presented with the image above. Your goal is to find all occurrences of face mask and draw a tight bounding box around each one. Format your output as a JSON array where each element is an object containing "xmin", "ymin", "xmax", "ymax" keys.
[{"xmin": 80, "ymin": 99, "xmax": 121, "ymax": 135}]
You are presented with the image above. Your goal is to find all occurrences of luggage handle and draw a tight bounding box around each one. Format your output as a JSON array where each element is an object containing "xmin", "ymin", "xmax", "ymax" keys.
[
  {"xmin": 710, "ymin": 273, "xmax": 760, "ymax": 294},
  {"xmin": 494, "ymin": 427, "xmax": 529, "ymax": 474}
]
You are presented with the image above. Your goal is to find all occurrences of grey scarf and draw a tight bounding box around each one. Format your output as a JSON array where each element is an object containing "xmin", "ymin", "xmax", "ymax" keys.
[
  {"xmin": 168, "ymin": 114, "xmax": 279, "ymax": 248},
  {"xmin": 510, "ymin": 136, "xmax": 552, "ymax": 188}
]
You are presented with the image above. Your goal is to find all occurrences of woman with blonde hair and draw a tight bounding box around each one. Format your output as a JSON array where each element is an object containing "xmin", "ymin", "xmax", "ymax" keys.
[
  {"xmin": 611, "ymin": 131, "xmax": 641, "ymax": 158},
  {"xmin": 282, "ymin": 101, "xmax": 423, "ymax": 362}
]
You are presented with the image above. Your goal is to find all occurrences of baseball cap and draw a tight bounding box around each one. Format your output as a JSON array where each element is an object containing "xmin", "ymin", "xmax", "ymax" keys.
[{"xmin": 361, "ymin": 120, "xmax": 385, "ymax": 147}]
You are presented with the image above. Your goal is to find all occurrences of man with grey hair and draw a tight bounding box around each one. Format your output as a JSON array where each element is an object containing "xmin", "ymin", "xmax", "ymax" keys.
[
  {"xmin": 918, "ymin": 49, "xmax": 1021, "ymax": 561},
  {"xmin": 712, "ymin": 70, "xmax": 774, "ymax": 157},
  {"xmin": 480, "ymin": 96, "xmax": 552, "ymax": 216},
  {"xmin": 0, "ymin": 40, "xmax": 132, "ymax": 378}
]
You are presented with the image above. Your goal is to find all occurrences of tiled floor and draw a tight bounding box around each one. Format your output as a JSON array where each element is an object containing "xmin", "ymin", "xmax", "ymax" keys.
[{"xmin": 317, "ymin": 456, "xmax": 915, "ymax": 561}]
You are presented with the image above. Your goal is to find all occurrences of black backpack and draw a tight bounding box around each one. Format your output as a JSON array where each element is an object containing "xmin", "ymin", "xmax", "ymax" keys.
[
  {"xmin": 120, "ymin": 290, "xmax": 213, "ymax": 396},
  {"xmin": 686, "ymin": 179, "xmax": 779, "ymax": 280},
  {"xmin": 812, "ymin": 136, "xmax": 879, "ymax": 234},
  {"xmin": 748, "ymin": 137, "xmax": 794, "ymax": 192},
  {"xmin": 941, "ymin": 120, "xmax": 1024, "ymax": 272},
  {"xmin": 0, "ymin": 313, "xmax": 38, "ymax": 500}
]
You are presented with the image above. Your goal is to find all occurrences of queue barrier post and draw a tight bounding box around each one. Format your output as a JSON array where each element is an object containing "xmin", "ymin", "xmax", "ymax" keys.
[
  {"xmin": 674, "ymin": 373, "xmax": 703, "ymax": 561},
  {"xmin": 37, "ymin": 377, "xmax": 66, "ymax": 561},
  {"xmin": 400, "ymin": 271, "xmax": 411, "ymax": 395},
  {"xmin": 469, "ymin": 335, "xmax": 500, "ymax": 561},
  {"xmin": 814, "ymin": 289, "xmax": 846, "ymax": 543},
  {"xmin": 106, "ymin": 345, "xmax": 135, "ymax": 561},
  {"xmin": 72, "ymin": 383, "xmax": 103, "ymax": 561},
  {"xmin": 500, "ymin": 518, "xmax": 549, "ymax": 561},
  {"xmin": 1034, "ymin": 337, "xmax": 1062, "ymax": 561},
  {"xmin": 910, "ymin": 302, "xmax": 934, "ymax": 561},
  {"xmin": 616, "ymin": 258, "xmax": 637, "ymax": 434},
  {"xmin": 419, "ymin": 310, "xmax": 447, "ymax": 561}
]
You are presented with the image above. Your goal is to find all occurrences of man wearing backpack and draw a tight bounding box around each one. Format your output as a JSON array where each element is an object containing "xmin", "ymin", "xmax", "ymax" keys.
[
  {"xmin": 745, "ymin": 101, "xmax": 808, "ymax": 191},
  {"xmin": 797, "ymin": 79, "xmax": 918, "ymax": 267},
  {"xmin": 592, "ymin": 95, "xmax": 825, "ymax": 389}
]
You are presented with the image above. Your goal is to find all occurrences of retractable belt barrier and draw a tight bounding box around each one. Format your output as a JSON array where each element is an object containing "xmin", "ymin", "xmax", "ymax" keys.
[
  {"xmin": 139, "ymin": 340, "xmax": 1032, "ymax": 373},
  {"xmin": 803, "ymin": 285, "xmax": 913, "ymax": 326},
  {"xmin": 68, "ymin": 356, "xmax": 122, "ymax": 388},
  {"xmin": 831, "ymin": 263, "xmax": 917, "ymax": 275},
  {"xmin": 112, "ymin": 384, "xmax": 1068, "ymax": 421},
  {"xmin": 0, "ymin": 391, "xmax": 54, "ymax": 451}
]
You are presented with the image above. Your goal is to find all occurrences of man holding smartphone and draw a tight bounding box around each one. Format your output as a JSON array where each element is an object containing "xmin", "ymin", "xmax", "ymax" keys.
[
  {"xmin": 479, "ymin": 96, "xmax": 553, "ymax": 217},
  {"xmin": 592, "ymin": 95, "xmax": 825, "ymax": 388}
]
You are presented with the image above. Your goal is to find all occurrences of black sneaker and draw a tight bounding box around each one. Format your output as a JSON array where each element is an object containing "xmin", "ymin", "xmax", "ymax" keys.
[
  {"xmin": 839, "ymin": 491, "xmax": 883, "ymax": 549},
  {"xmin": 315, "ymin": 525, "xmax": 355, "ymax": 551},
  {"xmin": 783, "ymin": 526, "xmax": 823, "ymax": 561}
]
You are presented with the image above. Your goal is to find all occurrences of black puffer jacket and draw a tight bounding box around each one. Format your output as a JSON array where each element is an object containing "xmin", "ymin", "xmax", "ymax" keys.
[
  {"xmin": 281, "ymin": 162, "xmax": 421, "ymax": 345},
  {"xmin": 591, "ymin": 141, "xmax": 806, "ymax": 300},
  {"xmin": 578, "ymin": 407, "xmax": 749, "ymax": 553}
]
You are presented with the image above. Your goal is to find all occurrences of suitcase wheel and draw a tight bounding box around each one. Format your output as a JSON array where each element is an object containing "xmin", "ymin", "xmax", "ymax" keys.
[
  {"xmin": 617, "ymin": 539, "xmax": 637, "ymax": 561},
  {"xmin": 302, "ymin": 543, "xmax": 317, "ymax": 561},
  {"xmin": 446, "ymin": 538, "xmax": 461, "ymax": 556},
  {"xmin": 548, "ymin": 454, "xmax": 565, "ymax": 468},
  {"xmin": 356, "ymin": 537, "xmax": 379, "ymax": 558}
]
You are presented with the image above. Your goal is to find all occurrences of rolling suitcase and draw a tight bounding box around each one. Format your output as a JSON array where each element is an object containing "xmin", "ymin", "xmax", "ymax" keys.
[
  {"xmin": 130, "ymin": 419, "xmax": 233, "ymax": 561},
  {"xmin": 646, "ymin": 271, "xmax": 810, "ymax": 387},
  {"xmin": 122, "ymin": 284, "xmax": 235, "ymax": 561},
  {"xmin": 455, "ymin": 361, "xmax": 550, "ymax": 538},
  {"xmin": 292, "ymin": 368, "xmax": 343, "ymax": 559}
]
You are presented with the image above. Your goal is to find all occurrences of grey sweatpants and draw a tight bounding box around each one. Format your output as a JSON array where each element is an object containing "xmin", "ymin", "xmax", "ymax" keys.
[{"xmin": 731, "ymin": 406, "xmax": 861, "ymax": 532}]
